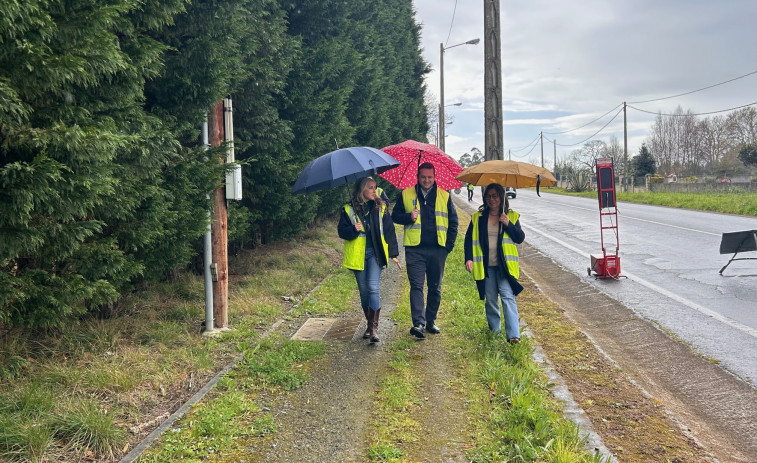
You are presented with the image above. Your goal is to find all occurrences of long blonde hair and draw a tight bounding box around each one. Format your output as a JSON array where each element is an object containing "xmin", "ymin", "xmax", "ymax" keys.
[{"xmin": 351, "ymin": 177, "xmax": 383, "ymax": 211}]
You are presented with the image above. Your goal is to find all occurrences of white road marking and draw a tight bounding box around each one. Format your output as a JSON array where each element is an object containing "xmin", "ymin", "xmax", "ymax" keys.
[
  {"xmin": 531, "ymin": 198, "xmax": 720, "ymax": 236},
  {"xmin": 522, "ymin": 222, "xmax": 757, "ymax": 340}
]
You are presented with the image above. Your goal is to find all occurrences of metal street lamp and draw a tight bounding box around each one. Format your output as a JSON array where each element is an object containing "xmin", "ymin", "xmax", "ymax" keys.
[
  {"xmin": 436, "ymin": 103, "xmax": 462, "ymax": 146},
  {"xmin": 439, "ymin": 38, "xmax": 479, "ymax": 152}
]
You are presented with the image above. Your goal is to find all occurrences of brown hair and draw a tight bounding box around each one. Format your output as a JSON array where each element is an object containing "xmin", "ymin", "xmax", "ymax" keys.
[
  {"xmin": 478, "ymin": 183, "xmax": 509, "ymax": 215},
  {"xmin": 417, "ymin": 162, "xmax": 436, "ymax": 179}
]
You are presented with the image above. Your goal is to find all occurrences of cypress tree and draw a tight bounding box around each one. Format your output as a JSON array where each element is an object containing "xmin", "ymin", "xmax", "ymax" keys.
[{"xmin": 0, "ymin": 0, "xmax": 188, "ymax": 328}]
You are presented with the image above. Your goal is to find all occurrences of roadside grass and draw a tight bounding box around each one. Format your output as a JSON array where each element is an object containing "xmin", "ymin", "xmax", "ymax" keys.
[
  {"xmin": 368, "ymin": 213, "xmax": 606, "ymax": 463},
  {"xmin": 0, "ymin": 216, "xmax": 346, "ymax": 462},
  {"xmin": 547, "ymin": 187, "xmax": 757, "ymax": 215},
  {"xmin": 518, "ymin": 281, "xmax": 714, "ymax": 462},
  {"xmin": 138, "ymin": 334, "xmax": 325, "ymax": 463}
]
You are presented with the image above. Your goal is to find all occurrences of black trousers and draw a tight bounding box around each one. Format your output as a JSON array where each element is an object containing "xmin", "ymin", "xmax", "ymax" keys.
[
  {"xmin": 405, "ymin": 246, "xmax": 448, "ymax": 326},
  {"xmin": 467, "ymin": 189, "xmax": 473, "ymax": 200}
]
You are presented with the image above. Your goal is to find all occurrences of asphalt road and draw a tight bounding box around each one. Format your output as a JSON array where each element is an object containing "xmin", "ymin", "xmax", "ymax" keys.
[{"xmin": 454, "ymin": 188, "xmax": 757, "ymax": 385}]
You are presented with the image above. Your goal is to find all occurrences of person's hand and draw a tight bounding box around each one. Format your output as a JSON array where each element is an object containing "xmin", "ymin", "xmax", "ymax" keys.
[
  {"xmin": 354, "ymin": 221, "xmax": 363, "ymax": 232},
  {"xmin": 465, "ymin": 260, "xmax": 473, "ymax": 273},
  {"xmin": 410, "ymin": 208, "xmax": 419, "ymax": 222},
  {"xmin": 392, "ymin": 257, "xmax": 402, "ymax": 270},
  {"xmin": 499, "ymin": 213, "xmax": 510, "ymax": 226}
]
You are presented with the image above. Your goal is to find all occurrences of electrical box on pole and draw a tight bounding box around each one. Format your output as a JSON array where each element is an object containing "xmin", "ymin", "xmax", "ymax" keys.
[
  {"xmin": 223, "ymin": 97, "xmax": 243, "ymax": 201},
  {"xmin": 588, "ymin": 158, "xmax": 625, "ymax": 279}
]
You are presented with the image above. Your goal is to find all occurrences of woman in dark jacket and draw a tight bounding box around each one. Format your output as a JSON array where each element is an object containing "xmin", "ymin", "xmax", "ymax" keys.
[
  {"xmin": 338, "ymin": 177, "xmax": 400, "ymax": 343},
  {"xmin": 463, "ymin": 183, "xmax": 525, "ymax": 343}
]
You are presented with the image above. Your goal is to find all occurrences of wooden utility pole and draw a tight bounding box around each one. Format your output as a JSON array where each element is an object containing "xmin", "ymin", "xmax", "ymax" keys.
[
  {"xmin": 484, "ymin": 0, "xmax": 503, "ymax": 161},
  {"xmin": 540, "ymin": 132, "xmax": 544, "ymax": 167},
  {"xmin": 554, "ymin": 139, "xmax": 557, "ymax": 170},
  {"xmin": 209, "ymin": 100, "xmax": 228, "ymax": 328}
]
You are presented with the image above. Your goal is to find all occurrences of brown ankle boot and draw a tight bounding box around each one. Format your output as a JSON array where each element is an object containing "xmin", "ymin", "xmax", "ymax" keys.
[
  {"xmin": 362, "ymin": 307, "xmax": 371, "ymax": 339},
  {"xmin": 369, "ymin": 308, "xmax": 381, "ymax": 343}
]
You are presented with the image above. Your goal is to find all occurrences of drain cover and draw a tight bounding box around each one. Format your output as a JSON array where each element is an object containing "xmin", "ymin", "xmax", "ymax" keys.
[
  {"xmin": 291, "ymin": 318, "xmax": 361, "ymax": 341},
  {"xmin": 324, "ymin": 318, "xmax": 362, "ymax": 341}
]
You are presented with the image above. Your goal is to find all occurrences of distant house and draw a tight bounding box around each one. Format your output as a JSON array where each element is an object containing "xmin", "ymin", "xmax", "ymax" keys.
[{"xmin": 666, "ymin": 174, "xmax": 677, "ymax": 183}]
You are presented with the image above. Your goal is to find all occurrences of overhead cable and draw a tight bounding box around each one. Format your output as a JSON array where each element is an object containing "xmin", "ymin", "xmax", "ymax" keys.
[
  {"xmin": 509, "ymin": 132, "xmax": 541, "ymax": 152},
  {"xmin": 628, "ymin": 69, "xmax": 757, "ymax": 105},
  {"xmin": 515, "ymin": 138, "xmax": 541, "ymax": 158},
  {"xmin": 627, "ymin": 101, "xmax": 757, "ymax": 117},
  {"xmin": 551, "ymin": 107, "xmax": 624, "ymax": 147},
  {"xmin": 444, "ymin": 0, "xmax": 459, "ymax": 47},
  {"xmin": 544, "ymin": 102, "xmax": 623, "ymax": 135}
]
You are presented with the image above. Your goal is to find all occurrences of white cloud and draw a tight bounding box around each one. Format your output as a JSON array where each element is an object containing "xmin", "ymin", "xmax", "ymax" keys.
[{"xmin": 413, "ymin": 0, "xmax": 757, "ymax": 164}]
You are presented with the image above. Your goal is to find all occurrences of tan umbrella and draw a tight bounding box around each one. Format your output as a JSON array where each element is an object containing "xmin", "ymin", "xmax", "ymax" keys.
[{"xmin": 455, "ymin": 160, "xmax": 557, "ymax": 188}]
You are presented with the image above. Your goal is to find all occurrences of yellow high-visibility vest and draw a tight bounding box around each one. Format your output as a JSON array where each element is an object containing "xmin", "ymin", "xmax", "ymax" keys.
[
  {"xmin": 342, "ymin": 203, "xmax": 390, "ymax": 271},
  {"xmin": 401, "ymin": 188, "xmax": 449, "ymax": 247},
  {"xmin": 470, "ymin": 210, "xmax": 520, "ymax": 280}
]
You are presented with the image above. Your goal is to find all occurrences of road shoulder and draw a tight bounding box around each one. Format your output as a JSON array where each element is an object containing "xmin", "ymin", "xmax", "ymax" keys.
[{"xmin": 520, "ymin": 240, "xmax": 757, "ymax": 462}]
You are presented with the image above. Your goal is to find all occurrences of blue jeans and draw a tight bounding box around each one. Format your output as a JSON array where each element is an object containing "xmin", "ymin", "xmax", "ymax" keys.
[
  {"xmin": 353, "ymin": 247, "xmax": 383, "ymax": 311},
  {"xmin": 484, "ymin": 265, "xmax": 519, "ymax": 339}
]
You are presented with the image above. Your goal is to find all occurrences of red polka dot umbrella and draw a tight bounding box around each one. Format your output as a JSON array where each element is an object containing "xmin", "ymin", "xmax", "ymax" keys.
[{"xmin": 379, "ymin": 140, "xmax": 463, "ymax": 190}]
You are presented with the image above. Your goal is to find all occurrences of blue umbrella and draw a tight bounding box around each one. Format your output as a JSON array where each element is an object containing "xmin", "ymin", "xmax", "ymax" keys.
[{"xmin": 292, "ymin": 146, "xmax": 401, "ymax": 194}]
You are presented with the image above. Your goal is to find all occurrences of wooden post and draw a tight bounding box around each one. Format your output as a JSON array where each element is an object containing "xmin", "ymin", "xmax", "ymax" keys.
[{"xmin": 209, "ymin": 100, "xmax": 228, "ymax": 328}]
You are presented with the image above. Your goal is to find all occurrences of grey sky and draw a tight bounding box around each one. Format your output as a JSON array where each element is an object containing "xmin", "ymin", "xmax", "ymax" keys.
[{"xmin": 413, "ymin": 0, "xmax": 757, "ymax": 167}]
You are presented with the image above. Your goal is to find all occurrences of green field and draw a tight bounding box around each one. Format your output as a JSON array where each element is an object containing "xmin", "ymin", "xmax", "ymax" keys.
[{"xmin": 547, "ymin": 188, "xmax": 757, "ymax": 216}]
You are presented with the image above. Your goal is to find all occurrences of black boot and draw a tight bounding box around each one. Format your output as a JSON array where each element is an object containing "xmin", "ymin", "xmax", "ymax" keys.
[
  {"xmin": 369, "ymin": 308, "xmax": 381, "ymax": 343},
  {"xmin": 362, "ymin": 307, "xmax": 371, "ymax": 339}
]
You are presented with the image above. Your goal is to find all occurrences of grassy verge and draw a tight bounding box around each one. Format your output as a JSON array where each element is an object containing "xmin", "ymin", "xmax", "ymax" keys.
[
  {"xmin": 0, "ymin": 216, "xmax": 352, "ymax": 463},
  {"xmin": 368, "ymin": 212, "xmax": 606, "ymax": 462},
  {"xmin": 517, "ymin": 277, "xmax": 713, "ymax": 462},
  {"xmin": 545, "ymin": 187, "xmax": 757, "ymax": 215},
  {"xmin": 138, "ymin": 334, "xmax": 325, "ymax": 463}
]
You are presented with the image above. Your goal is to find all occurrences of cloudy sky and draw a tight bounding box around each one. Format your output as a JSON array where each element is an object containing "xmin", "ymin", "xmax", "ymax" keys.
[{"xmin": 412, "ymin": 0, "xmax": 757, "ymax": 167}]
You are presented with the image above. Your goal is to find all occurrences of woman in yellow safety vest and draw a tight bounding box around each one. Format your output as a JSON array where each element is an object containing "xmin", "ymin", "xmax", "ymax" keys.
[
  {"xmin": 463, "ymin": 183, "xmax": 525, "ymax": 343},
  {"xmin": 338, "ymin": 177, "xmax": 400, "ymax": 343}
]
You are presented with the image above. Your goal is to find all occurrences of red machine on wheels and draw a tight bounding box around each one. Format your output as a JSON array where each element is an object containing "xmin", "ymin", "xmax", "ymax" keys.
[{"xmin": 588, "ymin": 158, "xmax": 624, "ymax": 279}]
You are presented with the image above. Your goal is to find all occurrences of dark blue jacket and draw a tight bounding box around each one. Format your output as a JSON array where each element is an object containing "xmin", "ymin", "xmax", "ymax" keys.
[{"xmin": 391, "ymin": 183, "xmax": 458, "ymax": 253}]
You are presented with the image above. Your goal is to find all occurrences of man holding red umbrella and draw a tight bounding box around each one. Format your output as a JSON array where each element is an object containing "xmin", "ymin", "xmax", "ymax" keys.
[{"xmin": 391, "ymin": 162, "xmax": 458, "ymax": 338}]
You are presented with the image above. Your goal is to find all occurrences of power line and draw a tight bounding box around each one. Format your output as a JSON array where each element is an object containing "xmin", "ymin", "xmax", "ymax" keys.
[
  {"xmin": 627, "ymin": 101, "xmax": 757, "ymax": 117},
  {"xmin": 443, "ymin": 0, "xmax": 459, "ymax": 47},
  {"xmin": 549, "ymin": 106, "xmax": 624, "ymax": 147},
  {"xmin": 628, "ymin": 69, "xmax": 757, "ymax": 105},
  {"xmin": 512, "ymin": 137, "xmax": 540, "ymax": 159},
  {"xmin": 508, "ymin": 70, "xmax": 757, "ymax": 155},
  {"xmin": 543, "ymin": 103, "xmax": 623, "ymax": 135},
  {"xmin": 510, "ymin": 132, "xmax": 541, "ymax": 152}
]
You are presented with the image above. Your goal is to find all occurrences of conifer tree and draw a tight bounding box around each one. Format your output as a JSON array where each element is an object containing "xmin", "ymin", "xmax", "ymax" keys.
[{"xmin": 0, "ymin": 0, "xmax": 188, "ymax": 328}]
